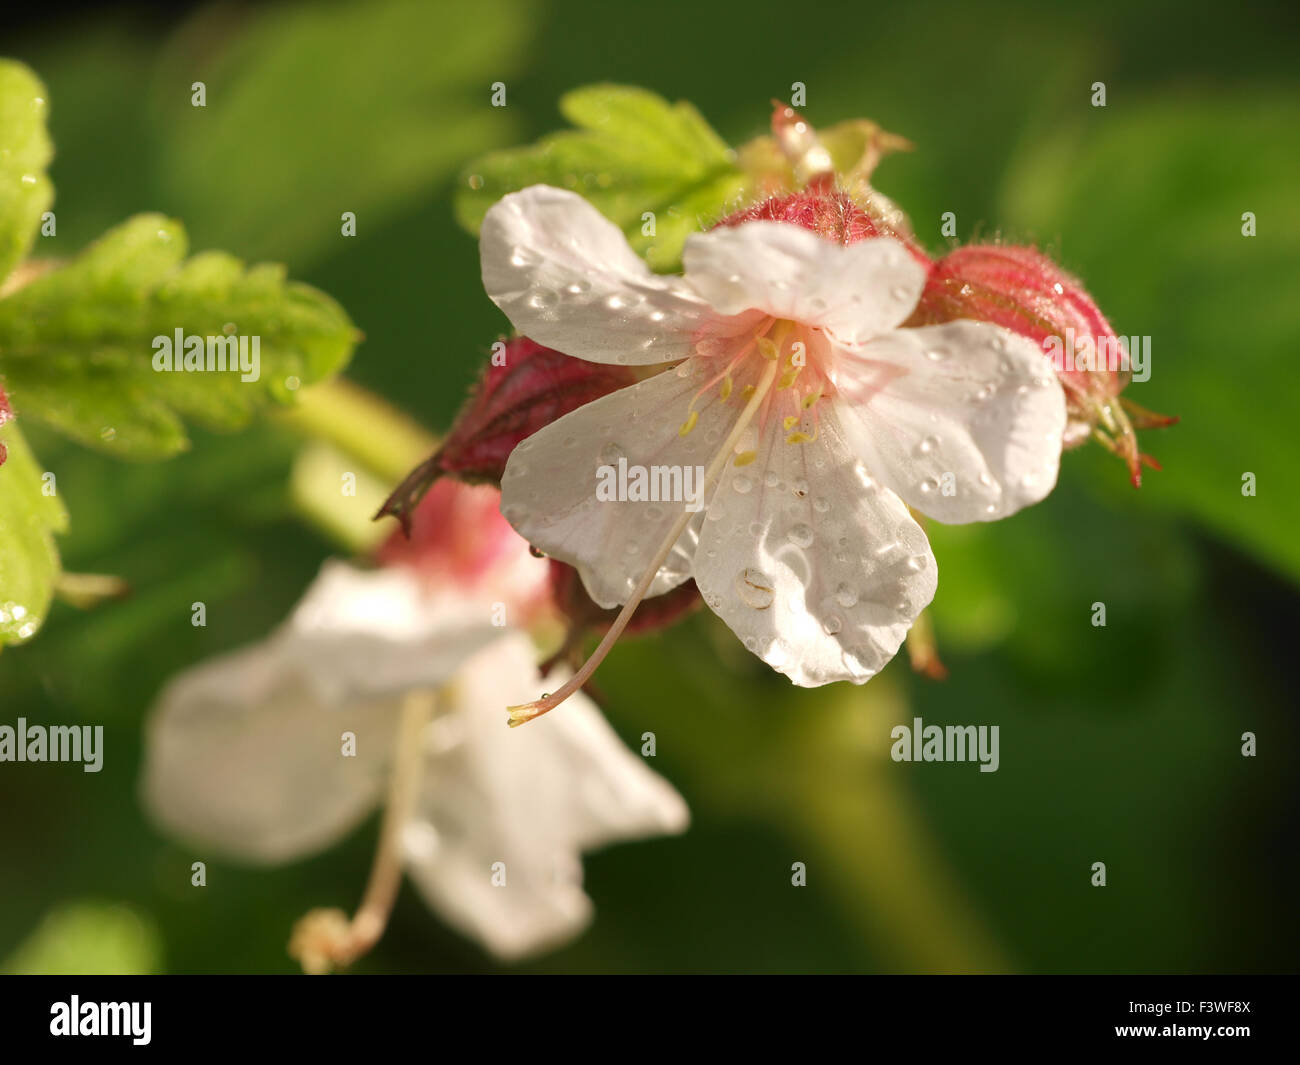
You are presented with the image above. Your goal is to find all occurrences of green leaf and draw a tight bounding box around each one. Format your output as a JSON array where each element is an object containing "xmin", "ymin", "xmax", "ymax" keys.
[
  {"xmin": 0, "ymin": 214, "xmax": 359, "ymax": 458},
  {"xmin": 456, "ymin": 84, "xmax": 749, "ymax": 271},
  {"xmin": 0, "ymin": 418, "xmax": 67, "ymax": 647},
  {"xmin": 0, "ymin": 60, "xmax": 54, "ymax": 285},
  {"xmin": 999, "ymin": 92, "xmax": 1300, "ymax": 582}
]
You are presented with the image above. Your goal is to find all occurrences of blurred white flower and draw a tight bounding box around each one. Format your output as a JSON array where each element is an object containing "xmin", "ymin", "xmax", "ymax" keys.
[{"xmin": 141, "ymin": 482, "xmax": 688, "ymax": 967}]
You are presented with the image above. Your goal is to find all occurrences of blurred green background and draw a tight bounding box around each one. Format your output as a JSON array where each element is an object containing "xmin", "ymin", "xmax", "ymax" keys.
[{"xmin": 1, "ymin": 0, "xmax": 1296, "ymax": 973}]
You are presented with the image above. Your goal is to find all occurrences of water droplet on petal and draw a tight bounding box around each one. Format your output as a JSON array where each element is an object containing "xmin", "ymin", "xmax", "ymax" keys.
[
  {"xmin": 736, "ymin": 568, "xmax": 775, "ymax": 610},
  {"xmin": 733, "ymin": 474, "xmax": 753, "ymax": 494},
  {"xmin": 834, "ymin": 583, "xmax": 859, "ymax": 608},
  {"xmin": 789, "ymin": 523, "xmax": 814, "ymax": 548},
  {"xmin": 822, "ymin": 615, "xmax": 843, "ymax": 635}
]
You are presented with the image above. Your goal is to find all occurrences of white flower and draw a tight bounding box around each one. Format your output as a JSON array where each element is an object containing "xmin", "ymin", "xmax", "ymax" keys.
[
  {"xmin": 142, "ymin": 555, "xmax": 688, "ymax": 964},
  {"xmin": 480, "ymin": 185, "xmax": 1066, "ymax": 711}
]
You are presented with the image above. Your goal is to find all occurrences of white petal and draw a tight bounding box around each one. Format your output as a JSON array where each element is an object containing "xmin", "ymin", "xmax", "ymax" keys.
[
  {"xmin": 692, "ymin": 408, "xmax": 936, "ymax": 686},
  {"xmin": 403, "ymin": 633, "xmax": 688, "ymax": 961},
  {"xmin": 480, "ymin": 185, "xmax": 712, "ymax": 365},
  {"xmin": 282, "ymin": 560, "xmax": 505, "ymax": 704},
  {"xmin": 833, "ymin": 322, "xmax": 1066, "ymax": 522},
  {"xmin": 682, "ymin": 224, "xmax": 925, "ymax": 344},
  {"xmin": 499, "ymin": 360, "xmax": 733, "ymax": 608},
  {"xmin": 141, "ymin": 640, "xmax": 400, "ymax": 863}
]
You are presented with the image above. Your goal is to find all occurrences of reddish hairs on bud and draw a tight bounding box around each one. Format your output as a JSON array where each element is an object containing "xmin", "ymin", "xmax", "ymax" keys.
[
  {"xmin": 714, "ymin": 188, "xmax": 933, "ymax": 267},
  {"xmin": 910, "ymin": 244, "xmax": 1176, "ymax": 485},
  {"xmin": 377, "ymin": 337, "xmax": 639, "ymax": 534}
]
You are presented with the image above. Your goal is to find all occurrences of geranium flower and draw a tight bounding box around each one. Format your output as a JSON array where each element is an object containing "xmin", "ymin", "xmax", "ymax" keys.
[
  {"xmin": 141, "ymin": 480, "xmax": 689, "ymax": 967},
  {"xmin": 480, "ymin": 185, "xmax": 1066, "ymax": 722}
]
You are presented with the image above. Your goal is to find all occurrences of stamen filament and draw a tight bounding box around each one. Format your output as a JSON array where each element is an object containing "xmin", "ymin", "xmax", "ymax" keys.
[
  {"xmin": 507, "ymin": 355, "xmax": 782, "ymax": 726},
  {"xmin": 289, "ymin": 689, "xmax": 437, "ymax": 973}
]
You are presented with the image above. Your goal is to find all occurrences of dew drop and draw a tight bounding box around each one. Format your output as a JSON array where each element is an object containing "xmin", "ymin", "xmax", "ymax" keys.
[
  {"xmin": 915, "ymin": 435, "xmax": 938, "ymax": 456},
  {"xmin": 733, "ymin": 474, "xmax": 753, "ymax": 494},
  {"xmin": 822, "ymin": 615, "xmax": 843, "ymax": 635},
  {"xmin": 527, "ymin": 289, "xmax": 558, "ymax": 310},
  {"xmin": 510, "ymin": 246, "xmax": 538, "ymax": 268},
  {"xmin": 789, "ymin": 523, "xmax": 814, "ymax": 548},
  {"xmin": 834, "ymin": 583, "xmax": 859, "ymax": 608},
  {"xmin": 735, "ymin": 568, "xmax": 775, "ymax": 610},
  {"xmin": 925, "ymin": 347, "xmax": 950, "ymax": 362},
  {"xmin": 599, "ymin": 443, "xmax": 626, "ymax": 464}
]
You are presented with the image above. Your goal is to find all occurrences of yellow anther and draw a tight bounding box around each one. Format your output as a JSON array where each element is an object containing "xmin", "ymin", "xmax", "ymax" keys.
[
  {"xmin": 801, "ymin": 389, "xmax": 822, "ymax": 410},
  {"xmin": 785, "ymin": 431, "xmax": 814, "ymax": 445},
  {"xmin": 757, "ymin": 337, "xmax": 780, "ymax": 361},
  {"xmin": 783, "ymin": 414, "xmax": 800, "ymax": 430},
  {"xmin": 776, "ymin": 368, "xmax": 801, "ymax": 391},
  {"xmin": 741, "ymin": 385, "xmax": 756, "ymax": 400},
  {"xmin": 733, "ymin": 450, "xmax": 758, "ymax": 467},
  {"xmin": 720, "ymin": 375, "xmax": 733, "ymax": 401},
  {"xmin": 678, "ymin": 410, "xmax": 699, "ymax": 437}
]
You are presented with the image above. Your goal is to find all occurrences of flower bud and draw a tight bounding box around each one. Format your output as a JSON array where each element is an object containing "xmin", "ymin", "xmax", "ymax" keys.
[
  {"xmin": 375, "ymin": 478, "xmax": 552, "ymax": 626},
  {"xmin": 714, "ymin": 186, "xmax": 932, "ymax": 268},
  {"xmin": 909, "ymin": 244, "xmax": 1176, "ymax": 485},
  {"xmin": 377, "ymin": 336, "xmax": 639, "ymax": 532}
]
